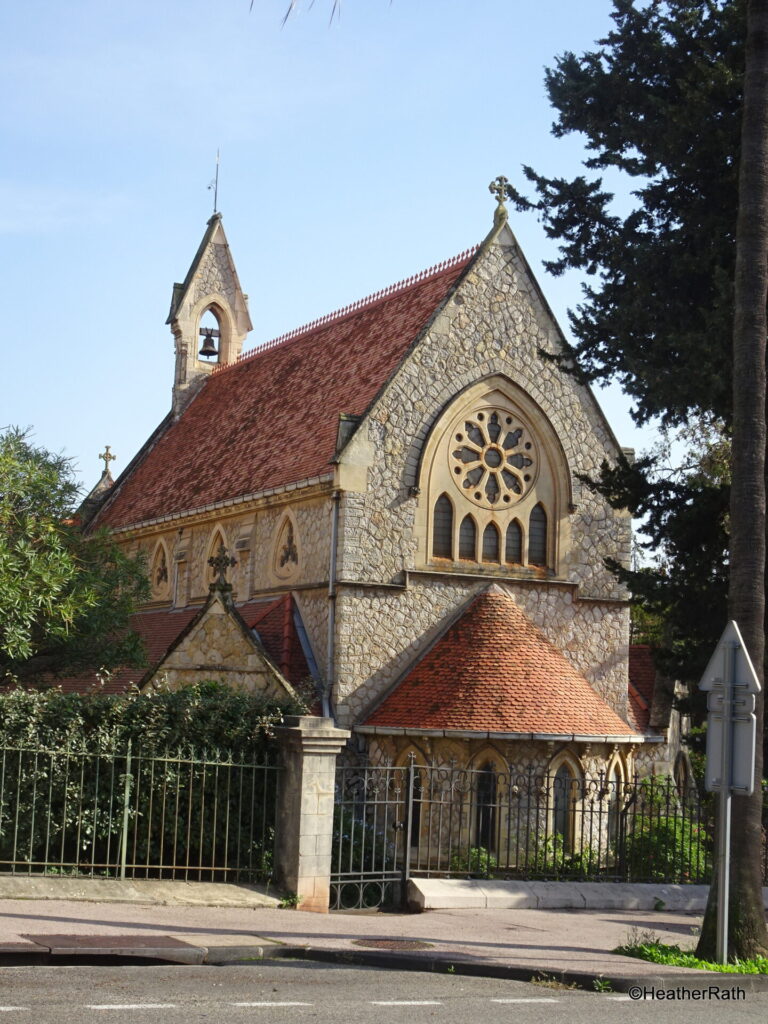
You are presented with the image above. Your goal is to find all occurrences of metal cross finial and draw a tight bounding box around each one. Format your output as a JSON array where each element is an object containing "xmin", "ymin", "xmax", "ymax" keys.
[
  {"xmin": 208, "ymin": 542, "xmax": 237, "ymax": 590},
  {"xmin": 489, "ymin": 175, "xmax": 509, "ymax": 205},
  {"xmin": 98, "ymin": 446, "xmax": 116, "ymax": 476},
  {"xmin": 208, "ymin": 149, "xmax": 220, "ymax": 215},
  {"xmin": 488, "ymin": 175, "xmax": 510, "ymax": 227}
]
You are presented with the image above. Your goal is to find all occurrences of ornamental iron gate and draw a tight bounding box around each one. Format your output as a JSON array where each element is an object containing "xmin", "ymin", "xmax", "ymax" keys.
[
  {"xmin": 330, "ymin": 759, "xmax": 759, "ymax": 910},
  {"xmin": 331, "ymin": 762, "xmax": 413, "ymax": 910}
]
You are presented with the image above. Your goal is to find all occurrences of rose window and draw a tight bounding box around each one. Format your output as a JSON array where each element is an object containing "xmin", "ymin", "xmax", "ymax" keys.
[{"xmin": 449, "ymin": 409, "xmax": 536, "ymax": 509}]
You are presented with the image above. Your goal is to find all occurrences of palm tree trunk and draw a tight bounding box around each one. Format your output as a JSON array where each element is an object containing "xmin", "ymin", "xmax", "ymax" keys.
[{"xmin": 697, "ymin": 0, "xmax": 768, "ymax": 961}]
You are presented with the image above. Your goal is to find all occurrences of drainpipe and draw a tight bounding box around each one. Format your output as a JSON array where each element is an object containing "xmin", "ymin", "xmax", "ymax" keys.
[
  {"xmin": 324, "ymin": 489, "xmax": 341, "ymax": 719},
  {"xmin": 281, "ymin": 593, "xmax": 292, "ymax": 679}
]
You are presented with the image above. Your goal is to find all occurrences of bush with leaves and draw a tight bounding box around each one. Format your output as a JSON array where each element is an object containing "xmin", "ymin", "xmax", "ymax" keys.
[
  {"xmin": 620, "ymin": 816, "xmax": 710, "ymax": 883},
  {"xmin": 449, "ymin": 845, "xmax": 497, "ymax": 877},
  {"xmin": 521, "ymin": 832, "xmax": 600, "ymax": 880},
  {"xmin": 0, "ymin": 679, "xmax": 305, "ymax": 751},
  {"xmin": 331, "ymin": 804, "xmax": 395, "ymax": 875},
  {"xmin": 0, "ymin": 427, "xmax": 149, "ymax": 684}
]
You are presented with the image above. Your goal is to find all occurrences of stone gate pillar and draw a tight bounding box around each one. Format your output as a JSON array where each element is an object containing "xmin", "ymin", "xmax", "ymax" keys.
[{"xmin": 274, "ymin": 716, "xmax": 350, "ymax": 913}]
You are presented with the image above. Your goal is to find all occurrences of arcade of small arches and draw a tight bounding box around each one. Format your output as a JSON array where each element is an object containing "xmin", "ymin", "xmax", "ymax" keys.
[
  {"xmin": 432, "ymin": 495, "xmax": 548, "ymax": 567},
  {"xmin": 384, "ymin": 745, "xmax": 632, "ymax": 857}
]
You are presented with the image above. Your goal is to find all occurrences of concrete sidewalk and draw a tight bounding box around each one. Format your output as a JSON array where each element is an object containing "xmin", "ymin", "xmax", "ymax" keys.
[{"xmin": 0, "ymin": 878, "xmax": 766, "ymax": 991}]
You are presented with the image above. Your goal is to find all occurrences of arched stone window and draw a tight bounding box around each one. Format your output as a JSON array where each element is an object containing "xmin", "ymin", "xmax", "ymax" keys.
[
  {"xmin": 505, "ymin": 520, "xmax": 522, "ymax": 564},
  {"xmin": 475, "ymin": 761, "xmax": 498, "ymax": 854},
  {"xmin": 197, "ymin": 307, "xmax": 221, "ymax": 362},
  {"xmin": 395, "ymin": 749, "xmax": 427, "ymax": 850},
  {"xmin": 273, "ymin": 513, "xmax": 300, "ymax": 582},
  {"xmin": 150, "ymin": 540, "xmax": 171, "ymax": 601},
  {"xmin": 528, "ymin": 504, "xmax": 548, "ymax": 566},
  {"xmin": 482, "ymin": 522, "xmax": 500, "ymax": 563},
  {"xmin": 548, "ymin": 752, "xmax": 582, "ymax": 854},
  {"xmin": 205, "ymin": 527, "xmax": 228, "ymax": 587},
  {"xmin": 458, "ymin": 515, "xmax": 477, "ymax": 561},
  {"xmin": 553, "ymin": 763, "xmax": 575, "ymax": 850},
  {"xmin": 417, "ymin": 376, "xmax": 570, "ymax": 575},
  {"xmin": 606, "ymin": 761, "xmax": 624, "ymax": 846},
  {"xmin": 432, "ymin": 494, "xmax": 454, "ymax": 559}
]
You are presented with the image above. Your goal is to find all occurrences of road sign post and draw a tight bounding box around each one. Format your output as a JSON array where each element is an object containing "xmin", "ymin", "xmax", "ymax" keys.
[{"xmin": 699, "ymin": 621, "xmax": 760, "ymax": 964}]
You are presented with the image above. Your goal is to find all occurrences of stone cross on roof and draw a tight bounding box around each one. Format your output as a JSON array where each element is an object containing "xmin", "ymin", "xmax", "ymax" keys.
[
  {"xmin": 488, "ymin": 175, "xmax": 510, "ymax": 228},
  {"xmin": 98, "ymin": 446, "xmax": 116, "ymax": 478},
  {"xmin": 208, "ymin": 543, "xmax": 237, "ymax": 592}
]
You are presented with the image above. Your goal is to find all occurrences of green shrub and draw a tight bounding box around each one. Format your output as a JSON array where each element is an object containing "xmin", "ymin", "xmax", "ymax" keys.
[
  {"xmin": 620, "ymin": 816, "xmax": 709, "ymax": 882},
  {"xmin": 614, "ymin": 936, "xmax": 768, "ymax": 974},
  {"xmin": 523, "ymin": 833, "xmax": 598, "ymax": 879},
  {"xmin": 0, "ymin": 679, "xmax": 305, "ymax": 752},
  {"xmin": 450, "ymin": 846, "xmax": 497, "ymax": 876}
]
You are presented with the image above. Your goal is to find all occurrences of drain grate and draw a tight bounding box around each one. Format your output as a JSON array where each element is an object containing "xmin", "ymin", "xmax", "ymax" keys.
[{"xmin": 351, "ymin": 938, "xmax": 434, "ymax": 951}]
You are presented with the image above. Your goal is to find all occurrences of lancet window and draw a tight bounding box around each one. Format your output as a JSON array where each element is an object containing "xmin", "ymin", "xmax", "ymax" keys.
[{"xmin": 150, "ymin": 540, "xmax": 171, "ymax": 601}]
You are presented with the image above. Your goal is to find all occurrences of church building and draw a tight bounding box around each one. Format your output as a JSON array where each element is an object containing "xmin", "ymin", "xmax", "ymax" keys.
[{"xmin": 78, "ymin": 182, "xmax": 676, "ymax": 783}]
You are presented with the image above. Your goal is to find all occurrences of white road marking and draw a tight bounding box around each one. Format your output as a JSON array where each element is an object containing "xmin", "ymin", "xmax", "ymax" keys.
[
  {"xmin": 86, "ymin": 1005, "xmax": 177, "ymax": 1011},
  {"xmin": 490, "ymin": 997, "xmax": 560, "ymax": 1003},
  {"xmin": 230, "ymin": 1003, "xmax": 314, "ymax": 1008},
  {"xmin": 371, "ymin": 1001, "xmax": 443, "ymax": 1006},
  {"xmin": 606, "ymin": 995, "xmax": 633, "ymax": 1001},
  {"xmin": 0, "ymin": 1010, "xmax": 30, "ymax": 1013}
]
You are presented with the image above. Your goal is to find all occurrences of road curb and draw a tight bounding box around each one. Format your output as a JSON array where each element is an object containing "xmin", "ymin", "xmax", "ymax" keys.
[
  {"xmin": 254, "ymin": 945, "xmax": 768, "ymax": 993},
  {"xmin": 2, "ymin": 942, "xmax": 767, "ymax": 993}
]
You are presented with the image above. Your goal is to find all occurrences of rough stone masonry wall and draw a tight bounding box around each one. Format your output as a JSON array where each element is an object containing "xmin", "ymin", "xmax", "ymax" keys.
[
  {"xmin": 154, "ymin": 601, "xmax": 290, "ymax": 697},
  {"xmin": 365, "ymin": 733, "xmax": 628, "ymax": 780},
  {"xmin": 333, "ymin": 238, "xmax": 632, "ymax": 725},
  {"xmin": 132, "ymin": 497, "xmax": 331, "ymax": 602},
  {"xmin": 195, "ymin": 242, "xmax": 238, "ymax": 312},
  {"xmin": 128, "ymin": 496, "xmax": 332, "ymax": 675},
  {"xmin": 337, "ymin": 241, "xmax": 631, "ymax": 594}
]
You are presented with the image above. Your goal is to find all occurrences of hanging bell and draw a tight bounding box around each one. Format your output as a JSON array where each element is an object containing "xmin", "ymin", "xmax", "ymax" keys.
[{"xmin": 198, "ymin": 329, "xmax": 218, "ymax": 358}]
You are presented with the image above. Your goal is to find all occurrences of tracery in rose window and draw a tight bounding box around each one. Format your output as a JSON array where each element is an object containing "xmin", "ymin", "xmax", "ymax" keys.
[{"xmin": 449, "ymin": 408, "xmax": 537, "ymax": 510}]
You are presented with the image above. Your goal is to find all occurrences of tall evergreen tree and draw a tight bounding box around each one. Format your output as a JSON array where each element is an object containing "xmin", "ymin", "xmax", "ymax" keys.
[
  {"xmin": 504, "ymin": 0, "xmax": 747, "ymax": 693},
  {"xmin": 505, "ymin": 0, "xmax": 768, "ymax": 957},
  {"xmin": 697, "ymin": 0, "xmax": 768, "ymax": 960}
]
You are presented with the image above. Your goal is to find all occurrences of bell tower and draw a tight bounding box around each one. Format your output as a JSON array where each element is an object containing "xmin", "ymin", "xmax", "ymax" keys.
[{"xmin": 166, "ymin": 213, "xmax": 252, "ymax": 416}]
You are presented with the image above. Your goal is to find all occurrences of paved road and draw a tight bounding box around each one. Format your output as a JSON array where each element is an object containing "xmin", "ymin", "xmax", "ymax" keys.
[{"xmin": 0, "ymin": 962, "xmax": 765, "ymax": 1024}]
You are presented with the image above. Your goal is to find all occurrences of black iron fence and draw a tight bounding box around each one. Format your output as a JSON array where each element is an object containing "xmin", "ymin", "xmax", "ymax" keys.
[
  {"xmin": 332, "ymin": 760, "xmax": 767, "ymax": 909},
  {"xmin": 0, "ymin": 743, "xmax": 280, "ymax": 882}
]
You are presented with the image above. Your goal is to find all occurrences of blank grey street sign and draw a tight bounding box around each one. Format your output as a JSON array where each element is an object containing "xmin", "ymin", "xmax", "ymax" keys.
[{"xmin": 700, "ymin": 620, "xmax": 760, "ymax": 795}]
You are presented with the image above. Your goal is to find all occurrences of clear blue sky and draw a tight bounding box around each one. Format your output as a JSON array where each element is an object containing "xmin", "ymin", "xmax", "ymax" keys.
[{"xmin": 2, "ymin": 0, "xmax": 656, "ymax": 491}]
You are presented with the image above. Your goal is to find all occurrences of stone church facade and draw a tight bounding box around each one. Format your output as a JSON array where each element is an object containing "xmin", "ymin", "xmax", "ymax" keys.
[{"xmin": 77, "ymin": 188, "xmax": 677, "ymax": 785}]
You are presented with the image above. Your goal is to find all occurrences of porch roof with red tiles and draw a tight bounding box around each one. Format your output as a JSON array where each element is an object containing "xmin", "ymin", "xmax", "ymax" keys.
[
  {"xmin": 55, "ymin": 596, "xmax": 312, "ymax": 695},
  {"xmin": 362, "ymin": 586, "xmax": 638, "ymax": 738},
  {"xmin": 56, "ymin": 606, "xmax": 200, "ymax": 694},
  {"xmin": 627, "ymin": 644, "xmax": 656, "ymax": 733},
  {"xmin": 95, "ymin": 251, "xmax": 475, "ymax": 530},
  {"xmin": 240, "ymin": 595, "xmax": 312, "ymax": 686}
]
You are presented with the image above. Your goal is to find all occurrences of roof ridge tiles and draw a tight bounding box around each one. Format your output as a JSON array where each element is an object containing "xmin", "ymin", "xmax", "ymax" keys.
[{"xmin": 209, "ymin": 245, "xmax": 478, "ymax": 377}]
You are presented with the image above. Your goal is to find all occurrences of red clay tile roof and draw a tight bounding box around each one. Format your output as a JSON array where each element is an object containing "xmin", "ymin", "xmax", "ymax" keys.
[
  {"xmin": 95, "ymin": 253, "xmax": 475, "ymax": 530},
  {"xmin": 54, "ymin": 595, "xmax": 313, "ymax": 695},
  {"xmin": 240, "ymin": 595, "xmax": 312, "ymax": 686},
  {"xmin": 56, "ymin": 606, "xmax": 200, "ymax": 694},
  {"xmin": 364, "ymin": 586, "xmax": 637, "ymax": 736},
  {"xmin": 627, "ymin": 644, "xmax": 656, "ymax": 733}
]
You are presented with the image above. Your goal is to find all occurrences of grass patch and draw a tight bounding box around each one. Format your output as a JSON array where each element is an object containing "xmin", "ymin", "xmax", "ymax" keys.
[
  {"xmin": 614, "ymin": 928, "xmax": 768, "ymax": 974},
  {"xmin": 530, "ymin": 972, "xmax": 578, "ymax": 990}
]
